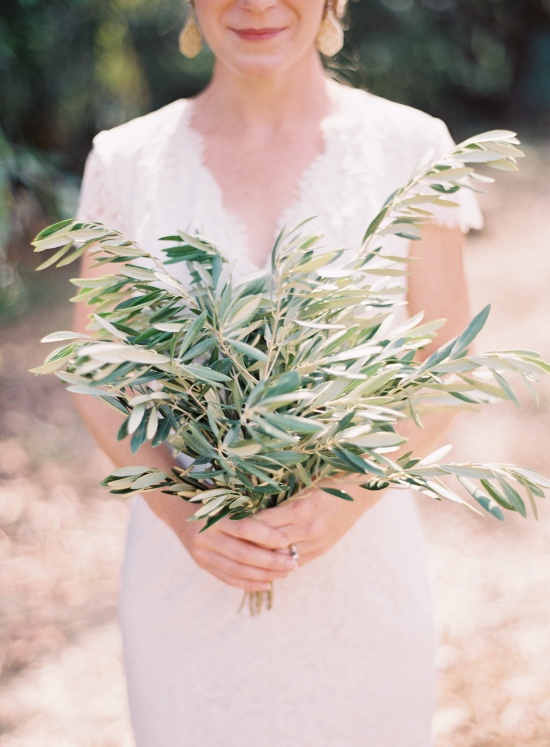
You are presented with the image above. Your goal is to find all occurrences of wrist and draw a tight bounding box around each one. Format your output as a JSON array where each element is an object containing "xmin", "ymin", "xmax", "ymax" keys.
[{"xmin": 143, "ymin": 489, "xmax": 197, "ymax": 540}]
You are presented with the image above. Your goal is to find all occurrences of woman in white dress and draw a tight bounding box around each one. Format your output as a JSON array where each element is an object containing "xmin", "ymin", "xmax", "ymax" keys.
[{"xmin": 75, "ymin": 1, "xmax": 483, "ymax": 745}]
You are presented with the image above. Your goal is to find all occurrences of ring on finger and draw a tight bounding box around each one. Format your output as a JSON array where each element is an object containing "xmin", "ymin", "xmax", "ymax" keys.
[{"xmin": 289, "ymin": 543, "xmax": 300, "ymax": 562}]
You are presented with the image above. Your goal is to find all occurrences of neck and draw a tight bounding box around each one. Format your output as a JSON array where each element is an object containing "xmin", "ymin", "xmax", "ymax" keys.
[{"xmin": 193, "ymin": 50, "xmax": 333, "ymax": 136}]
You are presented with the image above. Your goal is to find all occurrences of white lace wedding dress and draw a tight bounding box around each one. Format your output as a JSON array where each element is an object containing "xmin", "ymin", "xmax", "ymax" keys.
[{"xmin": 77, "ymin": 83, "xmax": 482, "ymax": 747}]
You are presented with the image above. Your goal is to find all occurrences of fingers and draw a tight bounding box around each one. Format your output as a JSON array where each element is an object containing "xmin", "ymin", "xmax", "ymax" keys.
[
  {"xmin": 220, "ymin": 515, "xmax": 289, "ymax": 550},
  {"xmin": 259, "ymin": 496, "xmax": 310, "ymax": 526},
  {"xmin": 190, "ymin": 520, "xmax": 297, "ymax": 591},
  {"xmin": 166, "ymin": 499, "xmax": 302, "ymax": 591},
  {"xmin": 203, "ymin": 547, "xmax": 291, "ymax": 583},
  {"xmin": 258, "ymin": 499, "xmax": 312, "ymax": 543},
  {"xmin": 208, "ymin": 534, "xmax": 296, "ymax": 574},
  {"xmin": 267, "ymin": 523, "xmax": 303, "ymax": 546}
]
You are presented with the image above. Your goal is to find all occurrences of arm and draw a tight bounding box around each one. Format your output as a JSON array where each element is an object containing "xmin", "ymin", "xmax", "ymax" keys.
[
  {"xmin": 397, "ymin": 220, "xmax": 472, "ymax": 451},
  {"xmin": 259, "ymin": 223, "xmax": 471, "ymax": 563}
]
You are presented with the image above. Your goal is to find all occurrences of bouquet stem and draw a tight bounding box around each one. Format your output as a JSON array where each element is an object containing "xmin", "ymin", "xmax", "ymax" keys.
[{"xmin": 239, "ymin": 584, "xmax": 274, "ymax": 616}]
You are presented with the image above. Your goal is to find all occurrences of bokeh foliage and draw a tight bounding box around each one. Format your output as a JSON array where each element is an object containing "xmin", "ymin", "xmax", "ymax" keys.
[
  {"xmin": 0, "ymin": 0, "xmax": 208, "ymax": 169},
  {"xmin": 345, "ymin": 0, "xmax": 550, "ymax": 128}
]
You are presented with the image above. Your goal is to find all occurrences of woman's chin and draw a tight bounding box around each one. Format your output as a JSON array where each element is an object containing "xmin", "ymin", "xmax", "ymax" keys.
[{"xmin": 220, "ymin": 48, "xmax": 312, "ymax": 80}]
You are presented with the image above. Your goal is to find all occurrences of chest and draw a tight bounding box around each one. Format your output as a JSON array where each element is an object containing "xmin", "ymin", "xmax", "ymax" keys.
[
  {"xmin": 198, "ymin": 128, "xmax": 327, "ymax": 268},
  {"xmin": 130, "ymin": 102, "xmax": 415, "ymax": 279}
]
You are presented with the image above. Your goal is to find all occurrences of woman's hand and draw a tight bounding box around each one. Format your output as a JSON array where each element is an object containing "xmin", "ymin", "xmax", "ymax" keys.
[
  {"xmin": 257, "ymin": 482, "xmax": 382, "ymax": 566},
  {"xmin": 144, "ymin": 492, "xmax": 296, "ymax": 592}
]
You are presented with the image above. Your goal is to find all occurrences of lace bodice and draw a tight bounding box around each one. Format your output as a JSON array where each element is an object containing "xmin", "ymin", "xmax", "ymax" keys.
[{"xmin": 78, "ymin": 85, "xmax": 482, "ymax": 284}]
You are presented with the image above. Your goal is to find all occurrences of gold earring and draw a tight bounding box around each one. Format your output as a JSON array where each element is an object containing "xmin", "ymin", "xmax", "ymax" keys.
[
  {"xmin": 316, "ymin": 2, "xmax": 344, "ymax": 57},
  {"xmin": 179, "ymin": 7, "xmax": 203, "ymax": 58}
]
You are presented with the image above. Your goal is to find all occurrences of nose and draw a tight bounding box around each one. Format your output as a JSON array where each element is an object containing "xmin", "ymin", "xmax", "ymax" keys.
[{"xmin": 238, "ymin": 0, "xmax": 277, "ymax": 12}]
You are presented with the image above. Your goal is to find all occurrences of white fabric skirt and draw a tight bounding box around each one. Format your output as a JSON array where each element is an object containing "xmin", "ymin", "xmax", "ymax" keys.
[{"xmin": 119, "ymin": 489, "xmax": 436, "ymax": 747}]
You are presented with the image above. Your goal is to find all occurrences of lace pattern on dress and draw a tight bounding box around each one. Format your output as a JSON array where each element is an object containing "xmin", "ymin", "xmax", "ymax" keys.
[{"xmin": 77, "ymin": 147, "xmax": 127, "ymax": 234}]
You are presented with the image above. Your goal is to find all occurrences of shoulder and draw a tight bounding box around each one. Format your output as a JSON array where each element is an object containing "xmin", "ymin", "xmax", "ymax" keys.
[
  {"xmin": 336, "ymin": 85, "xmax": 455, "ymax": 159},
  {"xmin": 337, "ymin": 87, "xmax": 483, "ymax": 234},
  {"xmin": 91, "ymin": 98, "xmax": 190, "ymax": 167},
  {"xmin": 80, "ymin": 98, "xmax": 194, "ymax": 236}
]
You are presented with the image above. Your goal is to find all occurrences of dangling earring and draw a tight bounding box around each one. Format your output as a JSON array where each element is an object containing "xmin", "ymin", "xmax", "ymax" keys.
[
  {"xmin": 179, "ymin": 4, "xmax": 203, "ymax": 58},
  {"xmin": 316, "ymin": 0, "xmax": 344, "ymax": 57}
]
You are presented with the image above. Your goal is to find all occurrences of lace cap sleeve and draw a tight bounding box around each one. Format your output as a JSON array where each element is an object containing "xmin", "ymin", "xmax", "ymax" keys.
[
  {"xmin": 76, "ymin": 144, "xmax": 126, "ymax": 232},
  {"xmin": 423, "ymin": 118, "xmax": 484, "ymax": 234}
]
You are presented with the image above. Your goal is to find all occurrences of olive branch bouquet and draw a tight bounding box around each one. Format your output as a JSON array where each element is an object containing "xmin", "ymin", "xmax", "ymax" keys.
[{"xmin": 31, "ymin": 130, "xmax": 550, "ymax": 613}]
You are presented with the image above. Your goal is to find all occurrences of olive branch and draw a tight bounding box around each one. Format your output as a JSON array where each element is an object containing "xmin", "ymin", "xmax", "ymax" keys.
[{"xmin": 31, "ymin": 129, "xmax": 549, "ymax": 532}]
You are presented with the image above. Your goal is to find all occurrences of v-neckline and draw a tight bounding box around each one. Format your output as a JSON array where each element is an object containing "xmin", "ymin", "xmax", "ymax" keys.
[{"xmin": 180, "ymin": 95, "xmax": 346, "ymax": 272}]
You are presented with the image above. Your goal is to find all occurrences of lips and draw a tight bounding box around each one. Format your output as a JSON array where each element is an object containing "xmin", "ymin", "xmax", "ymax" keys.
[{"xmin": 232, "ymin": 27, "xmax": 285, "ymax": 41}]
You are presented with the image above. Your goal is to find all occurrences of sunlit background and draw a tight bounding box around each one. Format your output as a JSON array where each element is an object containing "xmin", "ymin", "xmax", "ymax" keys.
[{"xmin": 1, "ymin": 1, "xmax": 550, "ymax": 745}]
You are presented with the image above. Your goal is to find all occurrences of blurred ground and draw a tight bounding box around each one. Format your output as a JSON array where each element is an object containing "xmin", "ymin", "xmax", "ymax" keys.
[{"xmin": 0, "ymin": 140, "xmax": 549, "ymax": 746}]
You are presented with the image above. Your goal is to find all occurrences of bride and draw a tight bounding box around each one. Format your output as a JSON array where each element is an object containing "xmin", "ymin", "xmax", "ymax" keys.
[{"xmin": 75, "ymin": 1, "xmax": 483, "ymax": 744}]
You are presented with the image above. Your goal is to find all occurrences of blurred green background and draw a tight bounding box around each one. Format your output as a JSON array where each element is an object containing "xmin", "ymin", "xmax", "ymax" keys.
[{"xmin": 1, "ymin": 0, "xmax": 550, "ymax": 316}]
